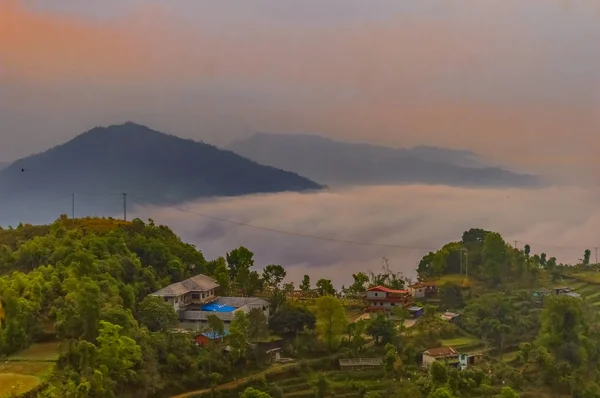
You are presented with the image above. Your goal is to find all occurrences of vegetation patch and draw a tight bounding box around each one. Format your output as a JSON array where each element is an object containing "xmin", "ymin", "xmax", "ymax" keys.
[
  {"xmin": 0, "ymin": 373, "xmax": 41, "ymax": 396},
  {"xmin": 8, "ymin": 341, "xmax": 62, "ymax": 362}
]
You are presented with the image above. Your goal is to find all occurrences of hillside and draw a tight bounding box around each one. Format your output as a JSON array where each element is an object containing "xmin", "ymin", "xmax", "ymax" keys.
[
  {"xmin": 0, "ymin": 161, "xmax": 9, "ymax": 170},
  {"xmin": 0, "ymin": 123, "xmax": 322, "ymax": 226},
  {"xmin": 227, "ymin": 133, "xmax": 539, "ymax": 187}
]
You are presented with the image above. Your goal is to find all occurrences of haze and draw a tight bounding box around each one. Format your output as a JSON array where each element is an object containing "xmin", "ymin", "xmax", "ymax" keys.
[
  {"xmin": 1, "ymin": 0, "xmax": 599, "ymax": 181},
  {"xmin": 130, "ymin": 185, "xmax": 600, "ymax": 286}
]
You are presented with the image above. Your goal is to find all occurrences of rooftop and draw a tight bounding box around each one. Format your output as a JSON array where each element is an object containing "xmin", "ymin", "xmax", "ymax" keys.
[
  {"xmin": 424, "ymin": 346, "xmax": 458, "ymax": 358},
  {"xmin": 151, "ymin": 274, "xmax": 219, "ymax": 297},
  {"xmin": 367, "ymin": 285, "xmax": 408, "ymax": 294}
]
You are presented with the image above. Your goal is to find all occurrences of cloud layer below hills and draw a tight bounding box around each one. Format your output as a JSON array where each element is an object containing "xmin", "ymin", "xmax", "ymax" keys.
[{"xmin": 131, "ymin": 184, "xmax": 600, "ymax": 286}]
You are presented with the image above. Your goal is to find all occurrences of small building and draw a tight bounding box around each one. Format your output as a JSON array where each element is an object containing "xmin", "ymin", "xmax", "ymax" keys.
[
  {"xmin": 422, "ymin": 347, "xmax": 459, "ymax": 368},
  {"xmin": 194, "ymin": 329, "xmax": 229, "ymax": 347},
  {"xmin": 407, "ymin": 306, "xmax": 423, "ymax": 318},
  {"xmin": 266, "ymin": 347, "xmax": 282, "ymax": 363},
  {"xmin": 365, "ymin": 286, "xmax": 411, "ymax": 313},
  {"xmin": 149, "ymin": 273, "xmax": 270, "ymax": 331},
  {"xmin": 339, "ymin": 358, "xmax": 383, "ymax": 370},
  {"xmin": 459, "ymin": 352, "xmax": 484, "ymax": 370},
  {"xmin": 407, "ymin": 282, "xmax": 438, "ymax": 298},
  {"xmin": 440, "ymin": 311, "xmax": 461, "ymax": 324}
]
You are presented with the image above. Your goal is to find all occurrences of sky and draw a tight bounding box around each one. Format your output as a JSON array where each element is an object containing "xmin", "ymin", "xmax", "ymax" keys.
[
  {"xmin": 1, "ymin": 0, "xmax": 600, "ymax": 181},
  {"xmin": 130, "ymin": 184, "xmax": 600, "ymax": 287}
]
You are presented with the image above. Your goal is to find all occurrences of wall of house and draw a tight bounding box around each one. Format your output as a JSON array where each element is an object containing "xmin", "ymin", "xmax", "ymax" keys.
[
  {"xmin": 422, "ymin": 354, "xmax": 437, "ymax": 367},
  {"xmin": 366, "ymin": 291, "xmax": 387, "ymax": 299}
]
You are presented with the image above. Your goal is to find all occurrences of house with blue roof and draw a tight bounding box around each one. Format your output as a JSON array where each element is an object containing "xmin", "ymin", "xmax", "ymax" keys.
[{"xmin": 150, "ymin": 273, "xmax": 270, "ymax": 331}]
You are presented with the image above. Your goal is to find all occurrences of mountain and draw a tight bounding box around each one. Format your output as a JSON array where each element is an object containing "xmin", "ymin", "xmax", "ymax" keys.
[
  {"xmin": 0, "ymin": 161, "xmax": 9, "ymax": 170},
  {"xmin": 0, "ymin": 123, "xmax": 322, "ymax": 226},
  {"xmin": 227, "ymin": 133, "xmax": 539, "ymax": 187}
]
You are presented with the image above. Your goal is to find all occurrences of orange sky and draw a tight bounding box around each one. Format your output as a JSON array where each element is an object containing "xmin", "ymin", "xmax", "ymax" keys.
[{"xmin": 1, "ymin": 0, "xmax": 599, "ymax": 180}]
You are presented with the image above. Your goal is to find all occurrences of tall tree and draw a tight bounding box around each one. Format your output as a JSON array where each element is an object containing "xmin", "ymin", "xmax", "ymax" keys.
[
  {"xmin": 314, "ymin": 296, "xmax": 348, "ymax": 353},
  {"xmin": 262, "ymin": 265, "xmax": 286, "ymax": 289},
  {"xmin": 299, "ymin": 275, "xmax": 311, "ymax": 293},
  {"xmin": 316, "ymin": 279, "xmax": 336, "ymax": 296}
]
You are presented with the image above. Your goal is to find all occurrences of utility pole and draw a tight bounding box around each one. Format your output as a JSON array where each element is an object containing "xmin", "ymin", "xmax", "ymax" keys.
[
  {"xmin": 461, "ymin": 248, "xmax": 468, "ymax": 278},
  {"xmin": 460, "ymin": 249, "xmax": 463, "ymax": 275},
  {"xmin": 514, "ymin": 240, "xmax": 518, "ymax": 249},
  {"xmin": 122, "ymin": 193, "xmax": 127, "ymax": 221},
  {"xmin": 595, "ymin": 247, "xmax": 598, "ymax": 265},
  {"xmin": 71, "ymin": 193, "xmax": 75, "ymax": 219}
]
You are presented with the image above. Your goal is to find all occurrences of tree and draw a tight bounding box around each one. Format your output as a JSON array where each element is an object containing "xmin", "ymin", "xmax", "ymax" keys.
[
  {"xmin": 482, "ymin": 232, "xmax": 508, "ymax": 285},
  {"xmin": 497, "ymin": 386, "xmax": 520, "ymax": 398},
  {"xmin": 248, "ymin": 307, "xmax": 269, "ymax": 342},
  {"xmin": 582, "ymin": 249, "xmax": 591, "ymax": 267},
  {"xmin": 314, "ymin": 296, "xmax": 348, "ymax": 353},
  {"xmin": 228, "ymin": 311, "xmax": 250, "ymax": 361},
  {"xmin": 438, "ymin": 283, "xmax": 464, "ymax": 309},
  {"xmin": 137, "ymin": 296, "xmax": 178, "ymax": 332},
  {"xmin": 299, "ymin": 275, "xmax": 311, "ymax": 293},
  {"xmin": 316, "ymin": 279, "xmax": 335, "ymax": 296},
  {"xmin": 348, "ymin": 272, "xmax": 369, "ymax": 295},
  {"xmin": 226, "ymin": 246, "xmax": 254, "ymax": 280},
  {"xmin": 96, "ymin": 320, "xmax": 142, "ymax": 389},
  {"xmin": 262, "ymin": 265, "xmax": 286, "ymax": 289},
  {"xmin": 313, "ymin": 373, "xmax": 330, "ymax": 398},
  {"xmin": 241, "ymin": 387, "xmax": 273, "ymax": 398},
  {"xmin": 366, "ymin": 313, "xmax": 397, "ymax": 345},
  {"xmin": 269, "ymin": 303, "xmax": 316, "ymax": 335}
]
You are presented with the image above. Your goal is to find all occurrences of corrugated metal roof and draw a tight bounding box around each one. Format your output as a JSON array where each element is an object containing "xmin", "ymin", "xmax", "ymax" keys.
[
  {"xmin": 367, "ymin": 285, "xmax": 408, "ymax": 294},
  {"xmin": 151, "ymin": 274, "xmax": 219, "ymax": 297},
  {"xmin": 424, "ymin": 347, "xmax": 458, "ymax": 357}
]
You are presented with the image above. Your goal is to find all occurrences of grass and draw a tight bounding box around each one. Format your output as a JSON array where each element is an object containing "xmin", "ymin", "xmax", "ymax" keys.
[
  {"xmin": 570, "ymin": 271, "xmax": 600, "ymax": 284},
  {"xmin": 0, "ymin": 374, "xmax": 41, "ymax": 397},
  {"xmin": 8, "ymin": 341, "xmax": 62, "ymax": 361},
  {"xmin": 0, "ymin": 341, "xmax": 60, "ymax": 397},
  {"xmin": 441, "ymin": 337, "xmax": 480, "ymax": 347}
]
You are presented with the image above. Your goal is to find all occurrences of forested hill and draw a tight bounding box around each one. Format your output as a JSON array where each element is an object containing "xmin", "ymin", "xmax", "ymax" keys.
[
  {"xmin": 227, "ymin": 133, "xmax": 539, "ymax": 187},
  {"xmin": 0, "ymin": 123, "xmax": 322, "ymax": 226}
]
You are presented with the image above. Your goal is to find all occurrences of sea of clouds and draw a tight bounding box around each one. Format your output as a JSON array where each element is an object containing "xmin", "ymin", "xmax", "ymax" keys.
[{"xmin": 129, "ymin": 184, "xmax": 600, "ymax": 287}]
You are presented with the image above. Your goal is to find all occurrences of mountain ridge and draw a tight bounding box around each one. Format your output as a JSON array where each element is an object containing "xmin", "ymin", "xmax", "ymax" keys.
[
  {"xmin": 226, "ymin": 132, "xmax": 539, "ymax": 188},
  {"xmin": 0, "ymin": 123, "xmax": 322, "ymax": 226}
]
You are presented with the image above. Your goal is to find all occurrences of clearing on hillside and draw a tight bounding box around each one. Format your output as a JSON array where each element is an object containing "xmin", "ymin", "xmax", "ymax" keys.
[
  {"xmin": 0, "ymin": 373, "xmax": 41, "ymax": 396},
  {"xmin": 9, "ymin": 341, "xmax": 62, "ymax": 361}
]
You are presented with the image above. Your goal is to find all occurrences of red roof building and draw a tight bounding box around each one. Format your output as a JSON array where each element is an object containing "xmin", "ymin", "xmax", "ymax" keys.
[{"xmin": 365, "ymin": 285, "xmax": 411, "ymax": 313}]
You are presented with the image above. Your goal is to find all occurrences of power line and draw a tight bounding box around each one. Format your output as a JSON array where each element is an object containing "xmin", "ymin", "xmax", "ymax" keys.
[{"xmin": 130, "ymin": 195, "xmax": 438, "ymax": 250}]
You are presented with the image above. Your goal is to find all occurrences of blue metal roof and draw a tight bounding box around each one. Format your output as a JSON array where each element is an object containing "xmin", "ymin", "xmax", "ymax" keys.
[{"xmin": 201, "ymin": 303, "xmax": 236, "ymax": 312}]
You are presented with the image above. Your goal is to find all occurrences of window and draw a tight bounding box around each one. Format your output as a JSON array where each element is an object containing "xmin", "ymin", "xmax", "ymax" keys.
[
  {"xmin": 163, "ymin": 297, "xmax": 168, "ymax": 302},
  {"xmin": 175, "ymin": 297, "xmax": 179, "ymax": 303},
  {"xmin": 192, "ymin": 293, "xmax": 200, "ymax": 300}
]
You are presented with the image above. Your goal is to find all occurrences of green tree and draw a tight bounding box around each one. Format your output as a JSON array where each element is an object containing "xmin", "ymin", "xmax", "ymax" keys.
[
  {"xmin": 314, "ymin": 295, "xmax": 348, "ymax": 353},
  {"xmin": 313, "ymin": 373, "xmax": 330, "ymax": 398},
  {"xmin": 248, "ymin": 307, "xmax": 269, "ymax": 342},
  {"xmin": 348, "ymin": 272, "xmax": 370, "ymax": 295},
  {"xmin": 582, "ymin": 249, "xmax": 591, "ymax": 266},
  {"xmin": 316, "ymin": 279, "xmax": 335, "ymax": 296},
  {"xmin": 226, "ymin": 246, "xmax": 254, "ymax": 280},
  {"xmin": 96, "ymin": 320, "xmax": 142, "ymax": 391},
  {"xmin": 262, "ymin": 265, "xmax": 286, "ymax": 288},
  {"xmin": 299, "ymin": 275, "xmax": 311, "ymax": 293},
  {"xmin": 241, "ymin": 387, "xmax": 273, "ymax": 398},
  {"xmin": 228, "ymin": 310, "xmax": 250, "ymax": 361},
  {"xmin": 269, "ymin": 303, "xmax": 315, "ymax": 335},
  {"xmin": 136, "ymin": 295, "xmax": 178, "ymax": 332},
  {"xmin": 497, "ymin": 386, "xmax": 520, "ymax": 398}
]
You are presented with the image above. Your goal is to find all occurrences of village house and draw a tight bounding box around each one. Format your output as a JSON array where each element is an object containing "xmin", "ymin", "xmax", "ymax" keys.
[
  {"xmin": 440, "ymin": 311, "xmax": 461, "ymax": 324},
  {"xmin": 150, "ymin": 274, "xmax": 270, "ymax": 331},
  {"xmin": 407, "ymin": 281, "xmax": 438, "ymax": 298},
  {"xmin": 365, "ymin": 285, "xmax": 411, "ymax": 313},
  {"xmin": 422, "ymin": 347, "xmax": 481, "ymax": 370},
  {"xmin": 194, "ymin": 330, "xmax": 229, "ymax": 347}
]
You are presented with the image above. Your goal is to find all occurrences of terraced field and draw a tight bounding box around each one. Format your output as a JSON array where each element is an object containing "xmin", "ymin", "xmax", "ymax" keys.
[{"xmin": 0, "ymin": 341, "xmax": 61, "ymax": 397}]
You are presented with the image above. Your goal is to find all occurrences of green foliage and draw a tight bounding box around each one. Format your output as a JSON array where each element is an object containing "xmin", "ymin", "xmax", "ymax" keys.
[
  {"xmin": 240, "ymin": 387, "xmax": 273, "ymax": 398},
  {"xmin": 314, "ymin": 296, "xmax": 348, "ymax": 353}
]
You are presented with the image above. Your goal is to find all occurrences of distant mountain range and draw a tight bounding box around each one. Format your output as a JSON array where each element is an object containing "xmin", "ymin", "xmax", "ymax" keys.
[
  {"xmin": 0, "ymin": 123, "xmax": 321, "ymax": 226},
  {"xmin": 227, "ymin": 133, "xmax": 539, "ymax": 187}
]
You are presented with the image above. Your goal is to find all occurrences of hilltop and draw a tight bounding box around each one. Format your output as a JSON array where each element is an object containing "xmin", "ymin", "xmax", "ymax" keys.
[
  {"xmin": 227, "ymin": 133, "xmax": 539, "ymax": 187},
  {"xmin": 0, "ymin": 161, "xmax": 9, "ymax": 170},
  {"xmin": 0, "ymin": 123, "xmax": 322, "ymax": 226}
]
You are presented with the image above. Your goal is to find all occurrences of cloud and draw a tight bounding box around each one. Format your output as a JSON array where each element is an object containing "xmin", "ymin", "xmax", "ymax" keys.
[
  {"xmin": 129, "ymin": 184, "xmax": 600, "ymax": 287},
  {"xmin": 1, "ymin": 0, "xmax": 599, "ymax": 181}
]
